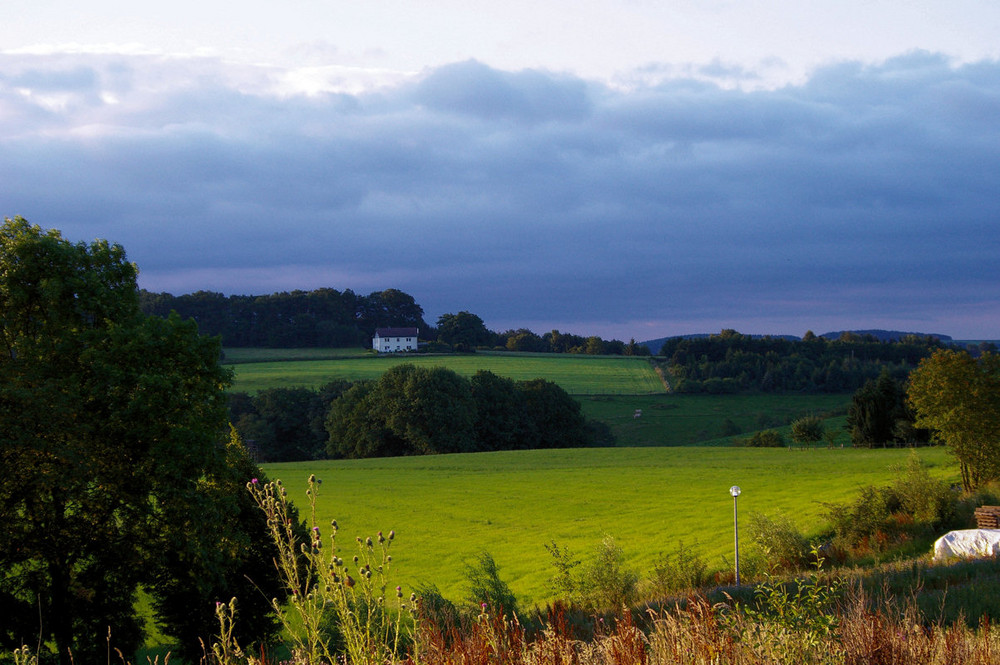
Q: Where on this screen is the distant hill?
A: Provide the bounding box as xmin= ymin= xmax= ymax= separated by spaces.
xmin=819 ymin=329 xmax=953 ymax=342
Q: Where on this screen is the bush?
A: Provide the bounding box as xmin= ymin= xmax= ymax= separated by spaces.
xmin=791 ymin=416 xmax=825 ymax=446
xmin=649 ymin=540 xmax=709 ymax=596
xmin=746 ymin=512 xmax=810 ymax=572
xmin=464 ymin=552 xmax=519 ymax=618
xmin=826 ymin=485 xmax=900 ymax=554
xmin=890 ymin=453 xmax=958 ymax=528
xmin=581 ymin=536 xmax=639 ymax=611
xmin=741 ymin=429 xmax=785 ymax=447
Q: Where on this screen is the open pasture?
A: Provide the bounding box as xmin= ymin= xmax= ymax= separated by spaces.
xmin=263 ymin=445 xmax=956 ymax=608
xmin=225 ymin=351 xmax=666 ymax=395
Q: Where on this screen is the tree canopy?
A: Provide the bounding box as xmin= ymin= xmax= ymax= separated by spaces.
xmin=908 ymin=349 xmax=1000 ymax=490
xmin=326 ymin=365 xmax=604 ymax=458
xmin=0 ymin=217 xmax=287 ymax=662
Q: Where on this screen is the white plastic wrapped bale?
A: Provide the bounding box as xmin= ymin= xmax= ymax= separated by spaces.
xmin=933 ymin=529 xmax=1000 ymax=561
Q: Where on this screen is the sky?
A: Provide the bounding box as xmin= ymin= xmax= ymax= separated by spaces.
xmin=3 ymin=1 xmax=1000 ymax=341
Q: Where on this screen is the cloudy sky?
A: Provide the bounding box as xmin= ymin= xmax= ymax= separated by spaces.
xmin=3 ymin=1 xmax=1000 ymax=341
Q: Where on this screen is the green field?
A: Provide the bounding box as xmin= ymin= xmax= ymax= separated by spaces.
xmin=225 ymin=348 xmax=854 ymax=447
xmin=262 ymin=445 xmax=957 ymax=608
xmin=579 ymin=393 xmax=851 ymax=446
xmin=224 ymin=350 xmax=666 ymax=395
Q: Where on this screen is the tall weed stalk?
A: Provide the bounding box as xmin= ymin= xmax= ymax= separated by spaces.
xmin=247 ymin=475 xmax=409 ymax=664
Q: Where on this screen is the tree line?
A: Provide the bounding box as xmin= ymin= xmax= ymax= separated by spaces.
xmin=140 ymin=291 xmax=650 ymax=355
xmin=230 ymin=366 xmax=614 ymax=462
xmin=140 ymin=287 xmax=429 ymax=347
xmin=659 ymin=328 xmax=964 ymax=393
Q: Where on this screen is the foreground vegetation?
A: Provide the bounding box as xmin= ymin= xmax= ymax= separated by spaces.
xmin=144 ymin=464 xmax=1000 ymax=664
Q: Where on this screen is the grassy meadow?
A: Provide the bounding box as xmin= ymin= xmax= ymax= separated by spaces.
xmin=262 ymin=445 xmax=958 ymax=609
xmin=223 ymin=349 xmax=666 ymax=395
xmin=579 ymin=393 xmax=851 ymax=446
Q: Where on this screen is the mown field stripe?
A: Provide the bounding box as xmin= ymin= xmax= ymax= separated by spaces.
xmin=225 ymin=353 xmax=665 ymax=395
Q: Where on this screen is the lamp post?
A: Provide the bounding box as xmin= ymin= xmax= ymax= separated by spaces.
xmin=730 ymin=485 xmax=741 ymax=586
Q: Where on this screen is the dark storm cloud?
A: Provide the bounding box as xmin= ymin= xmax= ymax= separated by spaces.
xmin=1 ymin=51 xmax=998 ymax=338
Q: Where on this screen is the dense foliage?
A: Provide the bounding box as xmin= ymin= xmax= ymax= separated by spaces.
xmin=141 ymin=287 xmax=429 ymax=347
xmin=908 ymin=349 xmax=1000 ymax=489
xmin=140 ymin=290 xmax=650 ymax=355
xmin=845 ymin=370 xmax=929 ymax=448
xmin=326 ymin=365 xmax=610 ymax=458
xmin=660 ymin=329 xmax=948 ymax=393
xmin=0 ymin=218 xmax=288 ymax=662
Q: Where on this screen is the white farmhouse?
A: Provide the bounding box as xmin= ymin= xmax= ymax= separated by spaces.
xmin=372 ymin=327 xmax=419 ymax=353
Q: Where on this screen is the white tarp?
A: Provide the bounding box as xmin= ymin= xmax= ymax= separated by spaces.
xmin=933 ymin=529 xmax=1000 ymax=561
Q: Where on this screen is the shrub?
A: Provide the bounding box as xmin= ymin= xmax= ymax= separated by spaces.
xmin=746 ymin=512 xmax=810 ymax=572
xmin=790 ymin=415 xmax=825 ymax=446
xmin=464 ymin=551 xmax=519 ymax=618
xmin=741 ymin=429 xmax=785 ymax=447
xmin=544 ymin=541 xmax=581 ymax=603
xmin=581 ymin=535 xmax=639 ymax=611
xmin=649 ymin=540 xmax=709 ymax=597
xmin=890 ymin=453 xmax=958 ymax=528
xmin=826 ymin=485 xmax=900 ymax=554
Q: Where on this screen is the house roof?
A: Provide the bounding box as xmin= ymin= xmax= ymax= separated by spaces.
xmin=374 ymin=327 xmax=419 ymax=337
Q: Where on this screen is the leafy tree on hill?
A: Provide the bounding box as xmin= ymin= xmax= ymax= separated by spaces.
xmin=325 ymin=365 xmax=606 ymax=458
xmin=518 ymin=378 xmax=590 ymax=449
xmin=791 ymin=415 xmax=825 ymax=446
xmin=847 ymin=370 xmax=914 ymax=447
xmin=908 ymin=349 xmax=1000 ymax=490
xmin=375 ymin=364 xmax=478 ymax=454
xmin=0 ymin=217 xmax=286 ymax=662
xmin=470 ymin=370 xmax=534 ymax=452
xmin=437 ymin=311 xmax=493 ymax=351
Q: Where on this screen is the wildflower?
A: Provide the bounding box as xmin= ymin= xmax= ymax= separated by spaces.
xmin=388 ymin=530 xmax=395 ymax=540
xmin=251 ymin=478 xmax=258 ymax=484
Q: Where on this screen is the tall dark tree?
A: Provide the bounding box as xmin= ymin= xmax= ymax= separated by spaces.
xmin=0 ymin=217 xmax=283 ymax=662
xmin=518 ymin=378 xmax=589 ymax=449
xmin=437 ymin=311 xmax=492 ymax=351
xmin=847 ymin=370 xmax=906 ymax=447
xmin=470 ymin=370 xmax=534 ymax=451
xmin=326 ymin=381 xmax=407 ymax=458
xmin=148 ymin=427 xmax=295 ymax=660
xmin=373 ymin=364 xmax=478 ymax=454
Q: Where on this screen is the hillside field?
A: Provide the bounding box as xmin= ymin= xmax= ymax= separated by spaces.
xmin=224 ymin=349 xmax=854 ymax=447
xmin=262 ymin=445 xmax=958 ymax=608
xmin=224 ymin=350 xmax=666 ymax=395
